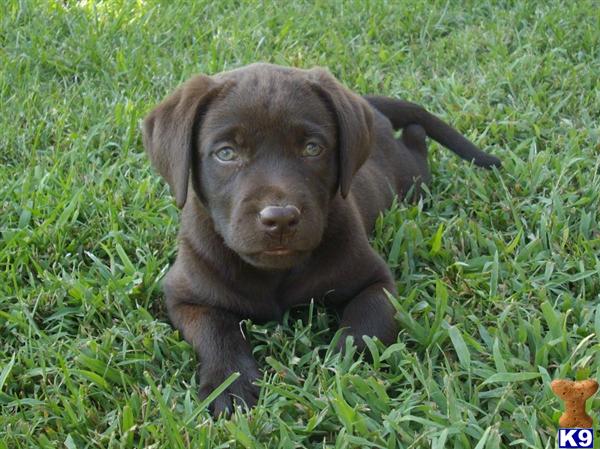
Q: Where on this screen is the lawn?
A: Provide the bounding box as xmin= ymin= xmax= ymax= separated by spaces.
xmin=1 ymin=0 xmax=599 ymax=447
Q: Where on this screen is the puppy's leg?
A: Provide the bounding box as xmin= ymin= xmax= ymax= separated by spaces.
xmin=399 ymin=124 xmax=431 ymax=201
xmin=402 ymin=124 xmax=427 ymax=156
xmin=167 ymin=300 xmax=260 ymax=416
xmin=337 ymin=257 xmax=398 ymax=350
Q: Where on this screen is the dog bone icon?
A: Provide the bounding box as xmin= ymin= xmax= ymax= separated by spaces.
xmin=551 ymin=378 xmax=598 ymax=428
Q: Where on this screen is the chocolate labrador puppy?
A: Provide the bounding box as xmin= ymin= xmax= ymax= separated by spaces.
xmin=142 ymin=63 xmax=500 ymax=415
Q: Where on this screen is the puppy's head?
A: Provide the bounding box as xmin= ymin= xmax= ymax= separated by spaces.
xmin=143 ymin=63 xmax=373 ymax=270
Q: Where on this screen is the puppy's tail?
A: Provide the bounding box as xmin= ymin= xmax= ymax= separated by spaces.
xmin=364 ymin=95 xmax=501 ymax=168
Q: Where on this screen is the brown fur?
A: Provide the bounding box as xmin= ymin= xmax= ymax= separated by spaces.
xmin=142 ymin=63 xmax=500 ymax=416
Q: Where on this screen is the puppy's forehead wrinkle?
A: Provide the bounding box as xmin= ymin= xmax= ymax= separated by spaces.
xmin=202 ymin=123 xmax=251 ymax=145
xmin=203 ymin=106 xmax=334 ymax=151
xmin=200 ymin=80 xmax=335 ymax=152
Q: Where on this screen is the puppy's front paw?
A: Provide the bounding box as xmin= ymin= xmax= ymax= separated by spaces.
xmin=198 ymin=361 xmax=261 ymax=417
xmin=334 ymin=330 xmax=364 ymax=354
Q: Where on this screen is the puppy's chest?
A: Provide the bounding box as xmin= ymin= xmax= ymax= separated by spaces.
xmin=241 ymin=272 xmax=338 ymax=322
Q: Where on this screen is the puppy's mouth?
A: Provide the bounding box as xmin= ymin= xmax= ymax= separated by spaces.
xmin=239 ymin=246 xmax=310 ymax=270
xmin=261 ymin=246 xmax=295 ymax=256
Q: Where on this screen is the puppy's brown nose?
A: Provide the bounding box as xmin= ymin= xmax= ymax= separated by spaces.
xmin=259 ymin=205 xmax=300 ymax=234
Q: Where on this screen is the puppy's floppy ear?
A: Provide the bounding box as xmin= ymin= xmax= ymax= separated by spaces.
xmin=307 ymin=68 xmax=374 ymax=198
xmin=142 ymin=75 xmax=223 ymax=208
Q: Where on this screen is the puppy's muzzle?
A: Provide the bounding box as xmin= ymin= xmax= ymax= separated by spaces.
xmin=258 ymin=205 xmax=300 ymax=236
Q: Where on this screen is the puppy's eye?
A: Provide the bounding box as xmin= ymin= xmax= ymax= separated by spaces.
xmin=214 ymin=147 xmax=238 ymax=162
xmin=302 ymin=142 xmax=323 ymax=157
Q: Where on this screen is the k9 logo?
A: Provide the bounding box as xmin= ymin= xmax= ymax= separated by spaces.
xmin=557 ymin=428 xmax=594 ymax=448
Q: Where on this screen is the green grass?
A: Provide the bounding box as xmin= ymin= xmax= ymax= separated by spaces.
xmin=1 ymin=0 xmax=599 ymax=447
